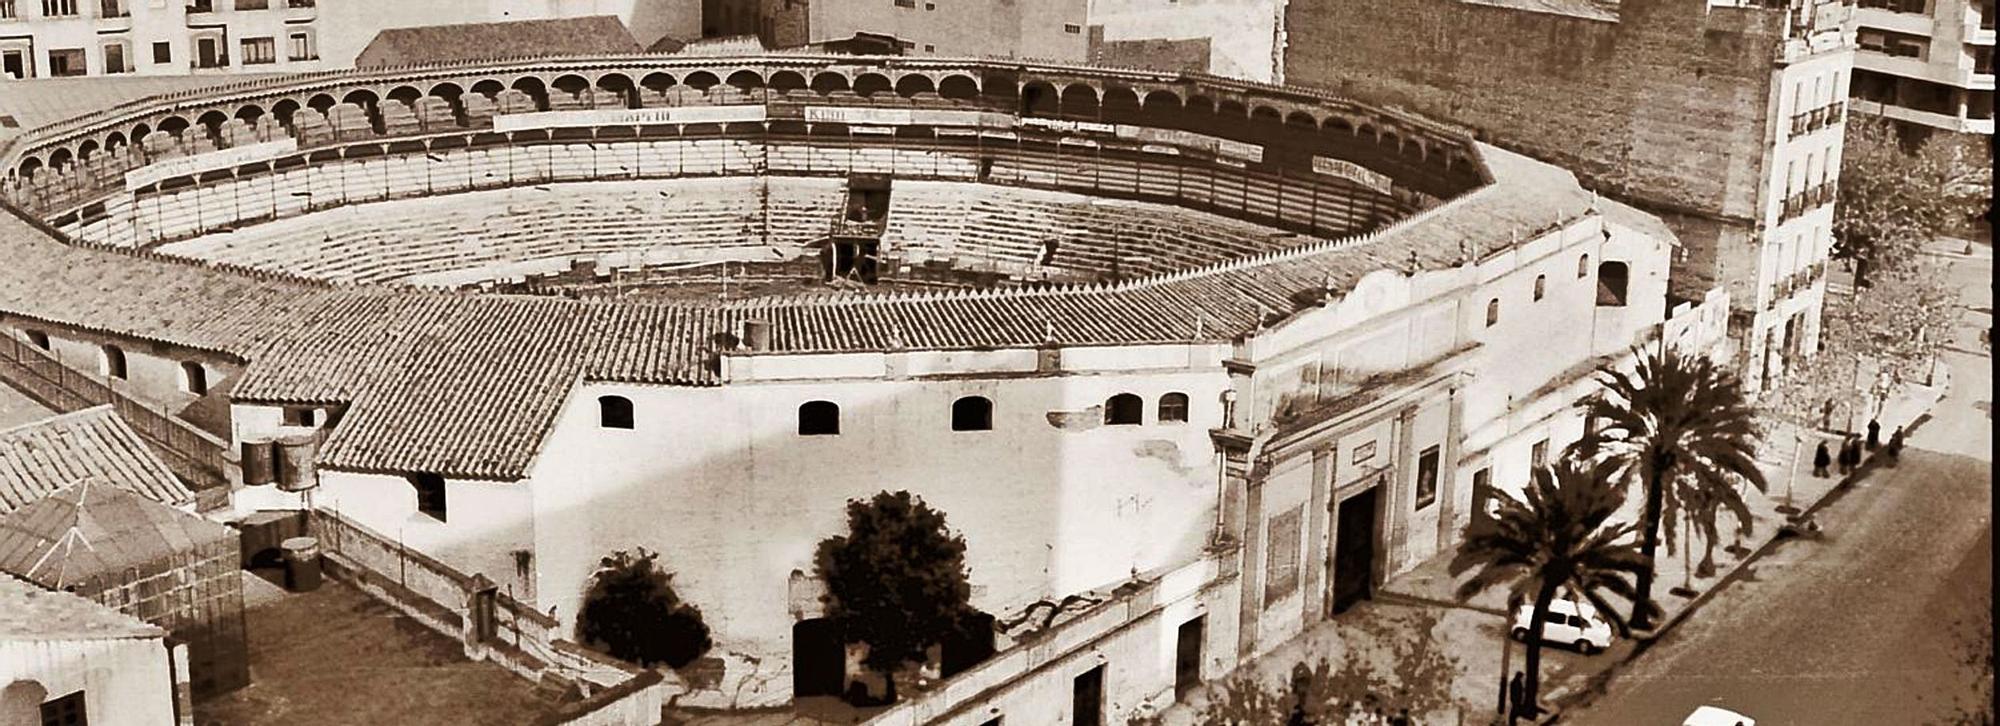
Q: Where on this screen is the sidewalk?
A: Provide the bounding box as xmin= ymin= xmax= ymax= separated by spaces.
xmin=1161 ymin=373 xmax=1948 ymax=725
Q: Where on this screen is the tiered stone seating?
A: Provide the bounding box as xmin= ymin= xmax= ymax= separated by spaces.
xmin=140 ymin=131 xmax=182 ymax=160
xmin=461 ymin=94 xmax=499 ymax=126
xmin=416 ymin=97 xmax=459 ymax=133
xmin=380 ymin=100 xmax=423 ymax=137
xmin=152 ymin=177 xmax=848 ymax=285
xmin=547 ymin=90 xmax=591 ymax=111
xmin=289 ymin=108 xmax=335 ymax=147
xmin=327 ymin=103 xmax=376 ymax=142
xmin=495 ymin=89 xmax=538 ymax=115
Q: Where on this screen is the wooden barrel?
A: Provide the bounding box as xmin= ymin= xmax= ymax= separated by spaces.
xmin=274 ymin=431 xmax=320 ymax=492
xmin=240 ymin=437 xmax=276 ymax=487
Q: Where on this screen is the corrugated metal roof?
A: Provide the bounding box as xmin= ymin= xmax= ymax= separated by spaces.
xmin=0 ymin=406 xmax=196 ymax=514
xmin=0 ymin=573 xmax=164 ymax=641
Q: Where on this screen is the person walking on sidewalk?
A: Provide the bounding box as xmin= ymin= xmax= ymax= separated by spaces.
xmin=1814 ymin=440 xmax=1832 ymax=478
xmin=1885 ymin=426 xmax=1906 ymax=465
xmin=1838 ymin=435 xmax=1860 ymax=475
xmin=1867 ymin=418 xmax=1882 ymax=451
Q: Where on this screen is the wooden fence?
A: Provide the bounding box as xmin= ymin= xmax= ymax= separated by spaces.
xmin=0 ymin=335 xmax=236 ymax=502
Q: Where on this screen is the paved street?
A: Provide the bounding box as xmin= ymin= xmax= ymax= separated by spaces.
xmin=1569 ymin=242 xmax=1993 ymax=726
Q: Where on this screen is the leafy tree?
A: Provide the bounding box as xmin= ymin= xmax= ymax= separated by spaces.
xmin=1571 ymin=344 xmax=1766 ymax=629
xmin=814 ymin=490 xmax=975 ymax=703
xmin=576 ymin=548 xmax=713 ymax=668
xmin=1450 ymin=458 xmax=1650 ymax=721
xmin=1835 ymin=116 xmax=1989 ymax=286
xmin=1189 ymin=609 xmax=1458 ymax=725
xmin=1764 ymin=257 xmax=1959 ymax=432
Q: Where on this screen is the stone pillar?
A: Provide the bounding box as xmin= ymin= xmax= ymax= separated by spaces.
xmin=1435 ymin=385 xmax=1466 ymax=555
xmin=1302 ymin=448 xmax=1333 ymax=626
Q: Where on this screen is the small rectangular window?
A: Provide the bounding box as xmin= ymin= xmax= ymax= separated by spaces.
xmin=1064 ymin=23 xmax=1082 ymax=33
xmin=235 ymin=0 xmax=267 ymax=8
xmin=152 ymin=41 xmax=171 ymax=65
xmin=41 ymin=0 xmax=78 ymax=16
xmin=281 ymin=407 xmax=316 ymax=427
xmin=46 ymin=48 xmax=86 ymax=77
xmin=1263 ymin=505 xmax=1303 ymax=604
xmin=288 ymin=31 xmax=315 ymax=61
xmin=410 ymin=473 xmax=447 ymax=522
xmin=1414 ymin=445 xmax=1440 ymax=510
xmin=240 ymin=36 xmax=275 ymax=65
xmin=40 ymin=691 xmax=86 ymax=726
xmin=1531 ymin=439 xmax=1550 ymax=470
xmin=102 ymin=42 xmax=129 ymax=74
xmin=24 ymin=330 xmax=50 ymax=350
xmin=894 ymin=0 xmax=914 ymax=6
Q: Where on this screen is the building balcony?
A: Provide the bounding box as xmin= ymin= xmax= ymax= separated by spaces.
xmin=284 ymin=0 xmax=315 ymax=19
xmin=1850 ymin=97 xmax=1995 ymax=132
xmin=1854 ymin=6 xmax=1937 ymax=36
xmin=1787 ymin=101 xmax=1848 ymax=139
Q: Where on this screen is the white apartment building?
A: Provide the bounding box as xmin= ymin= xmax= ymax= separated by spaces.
xmin=1851 ymin=0 xmax=1996 ymax=135
xmin=0 ymin=0 xmax=696 ymax=81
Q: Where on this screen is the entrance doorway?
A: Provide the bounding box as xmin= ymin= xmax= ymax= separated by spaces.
xmin=1330 ymin=484 xmax=1380 ymax=615
xmin=1174 ymin=616 xmax=1204 ymax=700
xmin=792 ymin=617 xmax=844 ymax=698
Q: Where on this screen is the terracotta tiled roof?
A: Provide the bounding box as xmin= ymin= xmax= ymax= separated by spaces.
xmin=355 ymin=16 xmax=644 ymax=68
xmin=0 ymin=406 xmax=196 ymax=515
xmin=0 ymin=481 xmax=232 ymax=589
xmin=0 ymin=572 xmax=163 ymax=641
xmin=0 ymin=144 xmax=1605 ymax=480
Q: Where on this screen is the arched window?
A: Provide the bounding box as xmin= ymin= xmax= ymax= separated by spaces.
xmin=23 ymin=330 xmax=48 ymax=350
xmin=1597 ymin=261 xmax=1630 ymax=307
xmin=1484 ymin=299 xmax=1501 ymax=328
xmin=1533 ymin=274 xmax=1547 ymax=301
xmin=598 ymin=395 xmax=634 ymax=429
xmin=951 ymin=396 xmax=993 ymax=431
xmin=101 ymin=344 xmax=127 ymax=380
xmin=1577 ymin=253 xmax=1590 ymax=279
xmin=180 ymin=362 xmax=208 ymax=395
xmin=1158 ymin=392 xmax=1190 ymax=423
xmin=799 ymin=400 xmax=840 ymax=436
xmin=1104 ymin=393 xmax=1144 ymax=425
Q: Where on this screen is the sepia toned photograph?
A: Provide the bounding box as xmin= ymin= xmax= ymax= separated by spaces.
xmin=0 ymin=0 xmax=1990 ymax=724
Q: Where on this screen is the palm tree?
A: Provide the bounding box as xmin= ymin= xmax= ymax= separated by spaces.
xmin=1571 ymin=344 xmax=1767 ymax=629
xmin=1450 ymin=457 xmax=1650 ymax=722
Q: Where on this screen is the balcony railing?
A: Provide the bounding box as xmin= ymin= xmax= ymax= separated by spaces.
xmin=1787 ymin=101 xmax=1847 ymax=138
xmin=1780 ymin=182 xmax=1837 ymax=222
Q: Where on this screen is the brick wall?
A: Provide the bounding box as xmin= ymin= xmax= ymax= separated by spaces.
xmin=1283 ymin=0 xmax=1784 ymax=222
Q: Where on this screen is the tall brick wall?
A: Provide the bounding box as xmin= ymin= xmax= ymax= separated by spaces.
xmin=1282 ymin=0 xmax=1784 ymax=223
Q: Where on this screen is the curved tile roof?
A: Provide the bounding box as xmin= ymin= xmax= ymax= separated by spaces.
xmin=0 ymin=406 xmax=196 ymax=514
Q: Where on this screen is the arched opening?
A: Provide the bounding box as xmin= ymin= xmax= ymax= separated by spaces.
xmin=809 ymin=72 xmax=849 ymax=95
xmin=16 ymin=157 xmax=40 ymax=182
xmin=46 ymin=148 xmax=72 ymax=171
xmin=104 ymin=131 xmax=128 ymax=154
xmin=1533 ymin=274 xmax=1547 ymax=301
xmin=1577 ymin=253 xmax=1590 ymax=279
xmin=1100 ymin=87 xmax=1142 ymax=123
xmin=510 ymin=76 xmax=549 ymax=110
xmin=725 ymin=69 xmax=764 ymax=92
xmin=798 ymin=401 xmax=840 ymax=436
xmin=158 ymin=115 xmax=191 ymax=137
xmin=306 ymin=93 xmax=337 ymax=112
xmin=684 ymin=70 xmax=720 ymax=91
xmin=430 ymin=82 xmax=465 ymax=102
xmin=597 ymin=73 xmax=638 ymax=108
xmin=181 ymin=361 xmax=209 ymax=395
xmin=270 ymin=99 xmax=300 ymax=128
xmin=102 ymin=344 xmax=128 ymax=380
xmin=938 ymin=74 xmax=979 ymax=100
xmin=1104 ymin=393 xmax=1144 ymax=425
xmin=1158 ymin=393 xmax=1190 ymax=423
xmin=1141 ymin=89 xmax=1182 ymax=112
xmin=552 ymin=73 xmax=592 ymax=106
xmin=470 ymin=79 xmax=506 ymax=98
xmin=75 ymin=139 xmax=98 ymax=162
xmin=894 ymin=73 xmax=935 ymax=98
xmin=1020 ymin=80 xmax=1059 ymax=116
xmin=769 ymin=70 xmax=807 ymax=93
xmin=341 ymin=88 xmax=379 ymax=107
xmin=387 ymin=85 xmax=423 ymax=104
xmin=951 ymin=396 xmax=993 ymax=431
xmin=1485 ymin=299 xmax=1501 ymax=328
xmin=599 ymin=395 xmax=635 ymax=429
xmin=640 ymin=72 xmax=675 ymax=95
xmin=852 ymin=73 xmax=892 ymax=97
xmin=1596 ymin=261 xmax=1629 ymax=307
xmin=235 ymin=104 xmax=266 ymax=123
xmin=1058 ymin=84 xmax=1100 ymax=119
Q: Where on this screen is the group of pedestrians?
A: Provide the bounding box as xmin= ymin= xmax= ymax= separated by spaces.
xmin=1811 ymin=416 xmax=1905 ymax=478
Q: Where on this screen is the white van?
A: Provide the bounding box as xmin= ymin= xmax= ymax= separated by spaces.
xmin=1683 ymin=705 xmax=1755 ymax=726
xmin=1509 ymin=597 xmax=1613 ymax=655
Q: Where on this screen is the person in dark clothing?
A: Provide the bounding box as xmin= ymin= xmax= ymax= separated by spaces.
xmin=1838 ymin=435 xmax=1860 ymax=475
xmin=1867 ymin=419 xmax=1881 ymax=451
xmin=1821 ymin=399 xmax=1837 ymax=432
xmin=1813 ymin=440 xmax=1832 ymax=478
xmin=1508 ymin=671 xmax=1530 ymax=722
xmin=1886 ymin=426 xmax=1906 ymax=463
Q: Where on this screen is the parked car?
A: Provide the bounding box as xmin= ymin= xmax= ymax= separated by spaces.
xmin=1682 ymin=705 xmax=1755 ymax=726
xmin=1509 ymin=597 xmax=1613 ymax=654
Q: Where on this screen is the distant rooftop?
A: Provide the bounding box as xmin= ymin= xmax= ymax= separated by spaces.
xmin=355 ymin=16 xmax=644 ymax=68
xmin=0 ymin=573 xmax=163 ymax=641
xmin=1459 ymin=0 xmax=1620 ymax=21
xmin=0 ymin=405 xmax=196 ymax=515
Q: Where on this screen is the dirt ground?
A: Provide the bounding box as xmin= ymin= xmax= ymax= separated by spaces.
xmin=195 ymin=575 xmax=561 ymax=726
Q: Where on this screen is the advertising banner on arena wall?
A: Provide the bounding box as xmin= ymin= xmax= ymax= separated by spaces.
xmin=125 ymin=138 xmax=299 ymax=191
xmin=492 ymin=106 xmax=769 ymax=131
xmin=1310 ymin=156 xmax=1394 ymax=195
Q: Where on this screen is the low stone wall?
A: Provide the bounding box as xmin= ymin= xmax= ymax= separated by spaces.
xmin=867 ymin=553 xmax=1243 ymax=726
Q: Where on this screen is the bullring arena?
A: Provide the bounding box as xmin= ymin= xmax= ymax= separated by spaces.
xmin=0 ymin=54 xmax=1678 ymax=721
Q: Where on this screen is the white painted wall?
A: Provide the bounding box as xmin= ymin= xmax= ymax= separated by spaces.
xmin=1 ymin=637 xmax=176 ymax=726
xmin=525 ymin=356 xmax=1228 ymax=675
xmin=316 ymin=469 xmax=539 ymax=600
